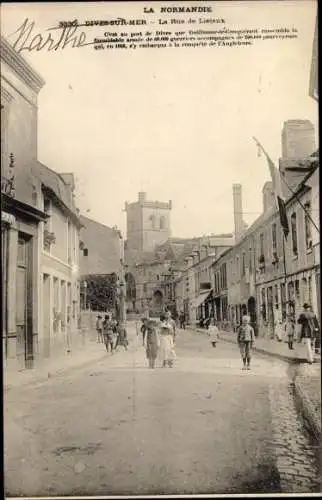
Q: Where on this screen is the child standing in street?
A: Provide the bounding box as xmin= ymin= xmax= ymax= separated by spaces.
xmin=237 ymin=315 xmax=255 ymax=370
xmin=285 ymin=315 xmax=295 ymax=350
xmin=208 ymin=318 xmax=219 ymax=348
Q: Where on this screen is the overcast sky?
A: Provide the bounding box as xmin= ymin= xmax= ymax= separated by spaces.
xmin=1 ymin=1 xmax=318 ymax=238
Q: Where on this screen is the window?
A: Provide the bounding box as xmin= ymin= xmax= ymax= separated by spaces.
xmin=272 ymin=223 xmax=277 ymax=252
xmin=241 ymin=253 xmax=246 ymax=277
xmin=290 ymin=212 xmax=298 ymax=256
xmin=83 ymin=248 xmax=88 ymax=257
xmin=236 ymin=256 xmax=240 ymax=278
xmin=304 ymin=202 xmax=312 ymax=250
xmin=43 ymin=197 xmax=52 ymax=251
xmin=261 ymin=288 xmax=266 ymax=321
xmin=274 ymin=284 xmax=279 ymax=308
xmin=308 ymin=276 xmax=312 ymax=305
xmin=249 ymin=247 xmax=252 ymax=272
xmin=160 ymin=216 xmax=166 ymax=230
xmin=280 ymin=283 xmax=286 ymax=320
xmin=67 ymin=220 xmax=72 ymax=262
xmin=259 ymin=233 xmax=264 ymax=257
xmin=150 ymin=214 xmax=156 ymax=229
xmin=143 ymin=283 xmax=147 ymax=293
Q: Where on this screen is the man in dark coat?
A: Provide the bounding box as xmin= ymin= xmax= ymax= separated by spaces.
xmin=297 ymin=303 xmax=319 ymax=363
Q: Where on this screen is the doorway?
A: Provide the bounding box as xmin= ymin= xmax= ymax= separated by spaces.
xmin=16 ymin=233 xmax=33 ymax=369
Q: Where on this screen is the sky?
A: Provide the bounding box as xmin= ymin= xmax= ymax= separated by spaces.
xmin=1 ymin=1 xmax=318 ymax=239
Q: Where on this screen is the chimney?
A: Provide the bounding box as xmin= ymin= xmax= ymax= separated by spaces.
xmin=138 ymin=191 xmax=146 ymax=203
xmin=262 ymin=181 xmax=275 ymax=212
xmin=232 ymin=184 xmax=244 ymax=241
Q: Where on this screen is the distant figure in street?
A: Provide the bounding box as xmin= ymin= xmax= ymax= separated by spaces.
xmin=158 ymin=313 xmax=176 ymax=368
xmin=115 ymin=321 xmax=128 ymax=351
xmin=96 ymin=315 xmax=103 ymax=343
xmin=103 ymin=315 xmax=116 ymax=354
xmin=208 ymin=318 xmax=219 ymax=348
xmin=237 ymin=315 xmax=255 ymax=370
xmin=145 ymin=320 xmax=159 ymax=369
xmin=275 ymin=319 xmax=283 ymax=342
xmin=165 ymin=310 xmax=176 ymax=342
xmin=297 ymin=303 xmax=319 ymax=363
xmin=141 ymin=318 xmax=148 ymax=346
xmin=179 ymin=311 xmax=186 ymax=329
xmin=285 ymin=315 xmax=295 ymax=350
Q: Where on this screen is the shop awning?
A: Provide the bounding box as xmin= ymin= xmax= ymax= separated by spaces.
xmin=192 ymin=289 xmax=213 ymax=309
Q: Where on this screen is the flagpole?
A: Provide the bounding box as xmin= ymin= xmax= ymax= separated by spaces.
xmin=253 ymin=137 xmax=319 ymax=234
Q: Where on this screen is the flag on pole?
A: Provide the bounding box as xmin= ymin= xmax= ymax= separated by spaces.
xmin=253 ymin=137 xmax=290 ymax=239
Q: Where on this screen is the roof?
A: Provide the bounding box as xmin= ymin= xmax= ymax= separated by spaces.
xmin=80 ymin=215 xmax=120 ymax=234
xmin=31 ymin=161 xmax=81 ymax=224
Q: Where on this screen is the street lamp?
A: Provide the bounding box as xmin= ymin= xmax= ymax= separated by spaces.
xmin=83 ymin=280 xmax=87 ymax=310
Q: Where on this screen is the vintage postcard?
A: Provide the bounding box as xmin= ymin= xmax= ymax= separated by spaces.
xmin=1 ymin=1 xmax=320 ymax=498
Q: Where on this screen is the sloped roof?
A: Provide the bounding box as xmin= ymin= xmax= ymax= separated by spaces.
xmin=32 ymin=161 xmax=78 ymax=216
xmin=80 ymin=215 xmax=119 ymax=234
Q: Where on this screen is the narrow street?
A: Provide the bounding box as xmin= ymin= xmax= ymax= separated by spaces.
xmin=4 ymin=323 xmax=320 ymax=497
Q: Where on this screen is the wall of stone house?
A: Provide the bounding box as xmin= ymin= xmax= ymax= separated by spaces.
xmin=1 ymin=60 xmax=39 ymax=207
xmin=80 ymin=216 xmax=121 ymax=277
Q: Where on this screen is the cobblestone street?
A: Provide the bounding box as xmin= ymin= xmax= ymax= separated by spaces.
xmin=4 ymin=324 xmax=321 ymax=496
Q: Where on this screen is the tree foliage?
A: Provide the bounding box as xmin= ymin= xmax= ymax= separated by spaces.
xmin=83 ymin=273 xmax=118 ymax=311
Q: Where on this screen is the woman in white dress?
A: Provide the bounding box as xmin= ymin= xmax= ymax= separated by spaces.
xmin=158 ymin=314 xmax=176 ymax=368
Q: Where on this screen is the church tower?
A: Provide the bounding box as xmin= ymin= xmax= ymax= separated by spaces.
xmin=125 ymin=192 xmax=172 ymax=254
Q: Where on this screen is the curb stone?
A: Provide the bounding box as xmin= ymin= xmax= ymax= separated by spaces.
xmin=292 ymin=379 xmax=321 ymax=442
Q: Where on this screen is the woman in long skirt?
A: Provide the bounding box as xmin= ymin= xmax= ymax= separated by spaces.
xmin=158 ymin=314 xmax=176 ymax=368
xmin=145 ymin=320 xmax=159 ymax=368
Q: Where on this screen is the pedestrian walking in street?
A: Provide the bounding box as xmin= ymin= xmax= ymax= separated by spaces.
xmin=103 ymin=315 xmax=116 ymax=354
xmin=208 ymin=318 xmax=219 ymax=348
xmin=141 ymin=318 xmax=148 ymax=347
xmin=179 ymin=311 xmax=186 ymax=329
xmin=96 ymin=315 xmax=103 ymax=343
xmin=237 ymin=315 xmax=255 ymax=370
xmin=145 ymin=320 xmax=159 ymax=369
xmin=297 ymin=303 xmax=317 ymax=364
xmin=275 ymin=319 xmax=284 ymax=342
xmin=115 ymin=321 xmax=128 ymax=351
xmin=285 ymin=315 xmax=295 ymax=350
xmin=158 ymin=314 xmax=176 ymax=368
xmin=165 ymin=310 xmax=176 ymax=343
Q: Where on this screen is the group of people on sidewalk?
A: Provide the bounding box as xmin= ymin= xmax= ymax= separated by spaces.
xmin=274 ymin=303 xmax=320 ymax=363
xmin=139 ymin=311 xmax=177 ymax=369
xmin=95 ymin=315 xmax=128 ymax=354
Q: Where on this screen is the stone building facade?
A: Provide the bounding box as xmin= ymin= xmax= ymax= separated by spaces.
xmin=209 ymin=156 xmax=319 ymax=337
xmin=35 ymin=163 xmax=82 ymax=359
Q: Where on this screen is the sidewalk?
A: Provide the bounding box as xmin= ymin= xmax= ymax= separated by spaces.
xmin=3 ymin=335 xmax=107 ymax=392
xmin=191 ymin=327 xmax=321 ymax=441
xmin=4 ymin=322 xmax=140 ymax=392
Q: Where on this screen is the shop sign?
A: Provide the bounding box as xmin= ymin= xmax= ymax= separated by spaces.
xmin=1 ymin=211 xmax=16 ymax=225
